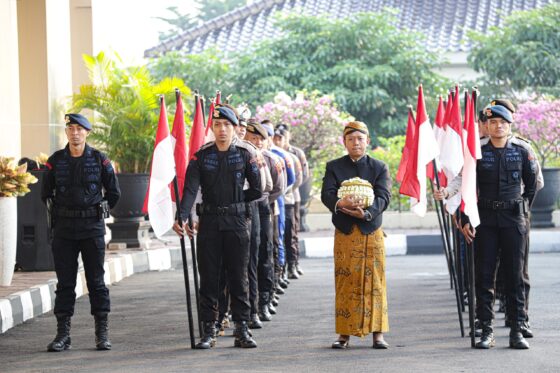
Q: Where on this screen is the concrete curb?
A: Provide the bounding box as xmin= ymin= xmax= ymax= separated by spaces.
xmin=0 ymin=247 xmax=184 ymax=334
xmin=300 ymin=230 xmax=560 ymax=258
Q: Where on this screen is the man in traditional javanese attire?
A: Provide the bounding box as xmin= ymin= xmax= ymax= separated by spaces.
xmin=321 ymin=121 xmax=392 ymax=349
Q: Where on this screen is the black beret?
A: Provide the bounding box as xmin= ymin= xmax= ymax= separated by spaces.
xmin=490 ymin=98 xmax=515 ymax=113
xmin=65 ymin=113 xmax=92 ymax=130
xmin=478 ymin=110 xmax=487 ymax=122
xmin=274 ymin=128 xmax=287 ymax=137
xmin=485 ymin=105 xmax=513 ymax=123
xmin=246 ymin=120 xmax=268 ymax=139
xmin=212 ymin=105 xmax=239 ymax=126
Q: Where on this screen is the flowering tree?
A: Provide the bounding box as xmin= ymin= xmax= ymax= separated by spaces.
xmin=515 ymin=99 xmax=560 ymax=168
xmin=255 ymin=91 xmax=353 ymax=190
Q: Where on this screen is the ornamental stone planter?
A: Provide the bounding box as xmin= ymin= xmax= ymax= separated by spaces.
xmin=0 ymin=197 xmax=17 ymax=286
xmin=108 ymin=173 xmax=151 ymax=249
xmin=531 ymin=168 xmax=560 ymax=228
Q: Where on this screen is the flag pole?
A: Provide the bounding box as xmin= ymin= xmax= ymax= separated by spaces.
xmin=409 ymin=104 xmax=463 ymax=335
xmin=466 ymin=87 xmax=479 ymax=348
xmin=168 ymin=92 xmax=196 ymax=349
xmin=186 ymin=90 xmax=203 ymax=338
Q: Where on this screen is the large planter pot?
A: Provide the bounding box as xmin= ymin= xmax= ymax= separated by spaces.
xmin=0 ymin=197 xmax=17 ymax=286
xmin=531 ymin=168 xmax=560 ymax=228
xmin=108 ymin=173 xmax=151 ymax=249
xmin=298 ymin=175 xmax=313 ymax=232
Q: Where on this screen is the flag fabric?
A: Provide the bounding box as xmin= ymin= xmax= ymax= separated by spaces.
xmin=400 ymin=85 xmax=440 ymax=217
xmin=440 ymin=86 xmax=464 ymax=213
xmin=432 ymin=96 xmax=448 ymax=187
xmin=189 ymin=96 xmax=206 ymax=161
xmin=460 ymin=92 xmax=482 ymax=227
xmin=215 ymin=90 xmax=221 ymax=104
xmin=396 ymin=109 xmax=416 ymax=183
xmin=460 ymin=93 xmax=482 ymax=224
xmin=171 ymin=93 xmax=188 ymax=202
xmin=143 ymin=97 xmax=176 ymax=238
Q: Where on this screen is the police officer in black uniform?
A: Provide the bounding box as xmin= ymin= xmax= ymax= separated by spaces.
xmin=42 ymin=113 xmax=120 ymax=352
xmin=461 ymin=105 xmax=537 ymax=350
xmin=174 ymin=105 xmax=261 ymax=349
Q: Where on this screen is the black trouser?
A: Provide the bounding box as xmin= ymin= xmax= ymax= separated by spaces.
xmin=218 ymin=263 xmax=229 ymax=319
xmin=284 ymin=204 xmax=297 ymax=265
xmin=197 ymin=216 xmax=251 ymax=322
xmin=271 ymin=206 xmax=282 ymax=281
xmin=247 ymin=202 xmax=261 ymax=314
xmin=293 ymin=201 xmax=301 ymax=265
xmin=52 ymin=236 xmax=110 ymax=317
xmin=475 ymin=225 xmax=527 ymax=324
xmin=258 ymin=201 xmax=274 ymax=298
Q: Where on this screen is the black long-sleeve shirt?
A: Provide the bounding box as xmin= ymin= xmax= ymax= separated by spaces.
xmin=179 ymin=141 xmax=262 ymax=230
xmin=321 ymin=154 xmax=392 ymax=235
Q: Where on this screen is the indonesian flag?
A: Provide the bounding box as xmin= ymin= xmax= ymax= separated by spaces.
xmin=400 ymin=85 xmax=440 ymax=217
xmin=460 ymin=93 xmax=482 ymax=227
xmin=171 ymin=92 xmax=188 ymax=202
xmin=440 ymin=86 xmax=464 ymax=214
xmin=204 ymin=99 xmax=216 ymax=143
xmin=396 ymin=109 xmax=416 ymax=183
xmin=143 ymin=96 xmax=176 ymax=238
xmin=215 ymin=90 xmax=221 ymax=104
xmin=432 ymin=96 xmax=447 ymax=186
xmin=189 ymin=96 xmax=206 ymax=161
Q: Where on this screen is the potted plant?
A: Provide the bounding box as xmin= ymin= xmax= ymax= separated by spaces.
xmin=71 ymin=52 xmax=192 ymax=247
xmin=0 ymin=157 xmax=38 ymax=285
xmin=515 ymin=99 xmax=560 ymax=228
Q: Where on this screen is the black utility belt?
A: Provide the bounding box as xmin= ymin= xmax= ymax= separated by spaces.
xmin=56 ymin=201 xmax=110 ymax=219
xmin=196 ymin=202 xmax=248 ymax=216
xmin=478 ymin=199 xmax=523 ymax=210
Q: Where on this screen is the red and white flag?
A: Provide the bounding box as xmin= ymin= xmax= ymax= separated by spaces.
xmin=204 ymin=98 xmax=216 ymax=143
xmin=189 ymin=96 xmax=206 ymax=161
xmin=432 ymin=95 xmax=447 ymax=186
xmin=400 ymin=85 xmax=440 ymax=217
xmin=460 ymin=92 xmax=482 ymax=227
xmin=396 ymin=109 xmax=416 ymax=183
xmin=440 ymin=86 xmax=464 ymax=213
xmin=171 ymin=93 xmax=187 ymax=202
xmin=143 ymin=97 xmax=176 ymax=238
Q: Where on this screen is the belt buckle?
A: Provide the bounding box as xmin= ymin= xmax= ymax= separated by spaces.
xmin=493 ymin=201 xmax=504 ymax=209
xmin=217 ymin=206 xmax=227 ymax=216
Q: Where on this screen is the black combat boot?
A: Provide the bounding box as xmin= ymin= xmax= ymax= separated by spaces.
xmin=509 ymin=322 xmax=530 ymax=349
xmin=94 ymin=313 xmax=112 ymax=350
xmin=520 ymin=321 xmax=533 ymax=338
xmin=296 ymin=263 xmax=304 ymax=276
xmin=196 ymin=321 xmax=217 ymax=349
xmin=233 ymin=321 xmax=257 ymax=348
xmin=249 ymin=313 xmax=263 ymax=329
xmin=475 ymin=320 xmax=495 ymax=349
xmin=469 ymin=319 xmax=482 ymax=338
xmin=47 ymin=316 xmax=72 ymax=352
xmin=288 ymin=263 xmax=300 ymax=279
xmin=268 ymin=301 xmax=277 ymax=315
xmin=258 ymin=292 xmax=273 ymax=321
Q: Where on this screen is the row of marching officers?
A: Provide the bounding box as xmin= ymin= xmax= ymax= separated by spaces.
xmin=173 ymin=104 xmax=310 ymax=349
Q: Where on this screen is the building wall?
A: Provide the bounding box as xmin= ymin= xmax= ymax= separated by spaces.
xmin=0 ymin=0 xmax=22 ymax=159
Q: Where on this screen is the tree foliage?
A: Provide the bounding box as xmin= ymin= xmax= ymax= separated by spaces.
xmin=227 ymin=12 xmax=447 ymax=141
xmin=254 ymin=91 xmax=351 ymax=191
xmin=147 ymin=48 xmax=229 ymax=100
xmin=467 ymin=3 xmax=560 ymax=98
xmin=156 ymin=0 xmax=247 ymax=42
xmin=71 ymin=52 xmax=192 ymax=173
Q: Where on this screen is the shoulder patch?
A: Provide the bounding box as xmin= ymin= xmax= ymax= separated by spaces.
xmin=235 ymin=140 xmax=258 ymax=155
xmin=199 ymin=141 xmax=215 ymax=151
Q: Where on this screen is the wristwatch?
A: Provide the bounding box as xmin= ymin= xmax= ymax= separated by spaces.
xmin=364 ymin=210 xmax=373 ymax=222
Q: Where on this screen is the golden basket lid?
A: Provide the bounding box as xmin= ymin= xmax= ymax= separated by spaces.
xmin=337 ymin=177 xmax=375 ymax=207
